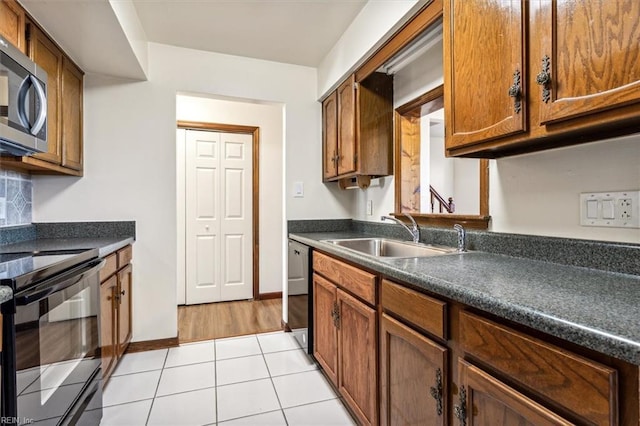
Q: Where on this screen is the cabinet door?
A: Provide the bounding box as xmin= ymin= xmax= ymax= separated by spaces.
xmin=444 ymin=0 xmax=527 ymax=149
xmin=100 ymin=275 xmax=118 ymax=381
xmin=61 ymin=57 xmax=83 ymax=171
xmin=380 ymin=314 xmax=447 ymax=426
xmin=456 ymin=359 xmax=573 ymax=426
xmin=322 ymin=91 xmax=338 ymax=180
xmin=0 ymin=0 xmax=25 ymax=53
xmin=337 ymin=74 xmax=357 ymax=175
xmin=117 ymin=264 xmax=133 ymax=358
xmin=28 ymin=24 xmax=62 ymax=165
xmin=534 ymin=0 xmax=640 ymax=125
xmin=313 ymin=273 xmax=338 ymax=386
xmin=337 ymin=288 xmax=377 ymax=426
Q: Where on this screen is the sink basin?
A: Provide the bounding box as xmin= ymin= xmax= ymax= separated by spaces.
xmin=322 ymin=238 xmax=458 ymax=258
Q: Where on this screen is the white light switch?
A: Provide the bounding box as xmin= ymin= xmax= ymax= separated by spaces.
xmin=602 ymin=199 xmax=615 ymax=219
xmin=293 ymin=181 xmax=304 ymax=198
xmin=586 ymin=199 xmax=598 ymax=219
xmin=580 ymin=190 xmax=640 ymax=228
xmin=0 ymin=197 xmax=5 ymax=220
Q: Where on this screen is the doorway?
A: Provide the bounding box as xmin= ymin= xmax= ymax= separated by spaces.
xmin=177 ymin=122 xmax=260 ymax=304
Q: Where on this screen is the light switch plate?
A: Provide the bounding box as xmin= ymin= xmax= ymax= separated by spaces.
xmin=0 ymin=197 xmax=5 ymax=220
xmin=580 ymin=190 xmax=640 ymax=228
xmin=293 ymin=181 xmax=304 ymax=198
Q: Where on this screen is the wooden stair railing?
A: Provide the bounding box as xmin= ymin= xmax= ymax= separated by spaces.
xmin=429 ymin=185 xmax=455 ymax=213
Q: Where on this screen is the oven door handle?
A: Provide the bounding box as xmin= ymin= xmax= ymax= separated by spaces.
xmin=14 ymin=258 xmax=105 ymax=305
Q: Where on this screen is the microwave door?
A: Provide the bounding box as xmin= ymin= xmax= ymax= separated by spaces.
xmin=0 ymin=50 xmax=47 ymax=155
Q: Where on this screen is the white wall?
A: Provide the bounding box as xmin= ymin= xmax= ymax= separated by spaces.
xmin=175 ymin=94 xmax=285 ymax=298
xmin=354 ymin=38 xmax=444 ymax=221
xmin=32 ymin=42 xmax=337 ymax=342
xmin=490 ymin=134 xmax=640 ymax=243
xmin=317 ymin=0 xmax=422 ymax=98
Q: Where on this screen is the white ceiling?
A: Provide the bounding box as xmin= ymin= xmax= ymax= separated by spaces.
xmin=20 ymin=0 xmax=367 ymax=81
xmin=131 ymin=0 xmax=368 ymax=67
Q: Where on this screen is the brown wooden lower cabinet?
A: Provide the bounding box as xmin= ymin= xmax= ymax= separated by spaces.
xmin=100 ymin=274 xmax=118 ymax=379
xmin=117 ymin=263 xmax=133 ymax=354
xmin=380 ymin=313 xmax=447 ymax=426
xmin=313 ymin=273 xmax=338 ymax=385
xmin=310 ymin=251 xmax=638 ymax=426
xmin=99 ymin=245 xmax=133 ymax=385
xmin=338 ymin=288 xmax=377 ymax=426
xmin=313 ymin=252 xmax=378 ymax=426
xmin=456 ymin=359 xmax=573 ymax=426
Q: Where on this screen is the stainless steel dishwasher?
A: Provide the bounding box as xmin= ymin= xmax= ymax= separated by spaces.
xmin=287 ymin=240 xmax=312 ymax=353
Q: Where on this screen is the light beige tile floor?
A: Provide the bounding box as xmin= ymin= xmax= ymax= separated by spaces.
xmin=98 ymin=331 xmax=356 ymax=425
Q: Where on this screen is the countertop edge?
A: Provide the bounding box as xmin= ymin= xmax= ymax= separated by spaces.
xmin=98 ymin=238 xmax=135 ymax=258
xmin=290 ymin=232 xmax=640 ymax=366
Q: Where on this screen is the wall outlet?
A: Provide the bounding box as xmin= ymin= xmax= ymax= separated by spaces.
xmin=580 ymin=190 xmax=640 ymax=228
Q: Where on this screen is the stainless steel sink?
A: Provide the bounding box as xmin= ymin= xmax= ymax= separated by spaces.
xmin=322 ymin=238 xmax=458 ymax=258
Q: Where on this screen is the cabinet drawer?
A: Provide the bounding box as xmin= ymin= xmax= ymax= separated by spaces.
xmin=117 ymin=245 xmax=133 ymax=268
xmin=460 ymin=311 xmax=617 ymax=425
xmin=381 ymin=279 xmax=446 ymax=340
xmin=100 ymin=253 xmax=117 ymax=282
xmin=313 ymin=252 xmax=376 ymax=305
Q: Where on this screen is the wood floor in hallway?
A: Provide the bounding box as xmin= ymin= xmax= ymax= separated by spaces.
xmin=178 ymin=298 xmax=283 ymax=343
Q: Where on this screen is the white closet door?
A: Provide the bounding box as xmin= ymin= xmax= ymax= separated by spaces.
xmin=219 ymin=132 xmax=253 ymax=301
xmin=185 ymin=130 xmax=252 ymax=304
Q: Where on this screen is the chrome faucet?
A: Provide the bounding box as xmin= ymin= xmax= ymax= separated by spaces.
xmin=453 ymin=224 xmax=466 ymax=252
xmin=381 ymin=214 xmax=420 ymax=243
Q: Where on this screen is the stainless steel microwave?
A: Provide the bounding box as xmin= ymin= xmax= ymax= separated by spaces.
xmin=0 ymin=36 xmax=47 ymax=156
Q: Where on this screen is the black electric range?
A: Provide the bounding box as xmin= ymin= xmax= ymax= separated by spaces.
xmin=0 ymin=248 xmax=99 ymax=291
xmin=0 ymin=248 xmax=104 ymax=426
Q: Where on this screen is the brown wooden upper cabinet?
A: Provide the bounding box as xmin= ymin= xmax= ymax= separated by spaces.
xmin=0 ymin=0 xmax=26 ymax=53
xmin=0 ymin=8 xmax=84 ymax=176
xmin=27 ymin=21 xmax=84 ymax=175
xmin=444 ymin=0 xmax=640 ymax=158
xmin=322 ymin=73 xmax=393 ymax=183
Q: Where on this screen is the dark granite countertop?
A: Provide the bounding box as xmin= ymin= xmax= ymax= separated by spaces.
xmin=0 ymin=237 xmax=134 ymax=258
xmin=290 ymin=231 xmax=640 ymax=365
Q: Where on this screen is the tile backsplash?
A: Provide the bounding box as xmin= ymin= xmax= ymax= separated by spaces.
xmin=0 ymin=170 xmax=32 ymax=227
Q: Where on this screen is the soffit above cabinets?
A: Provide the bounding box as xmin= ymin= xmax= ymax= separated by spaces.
xmin=20 ymin=0 xmax=149 ymax=80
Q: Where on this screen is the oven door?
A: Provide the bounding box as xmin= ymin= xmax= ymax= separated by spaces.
xmin=12 ymin=259 xmax=103 ymax=424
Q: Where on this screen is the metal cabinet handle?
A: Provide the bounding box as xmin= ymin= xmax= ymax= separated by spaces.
xmin=536 ymin=55 xmax=551 ymax=103
xmin=508 ymin=70 xmax=522 ymax=114
xmin=331 ymin=301 xmax=340 ymax=329
xmin=453 ymin=386 xmax=467 ymax=426
xmin=429 ymin=368 xmax=443 ymax=416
